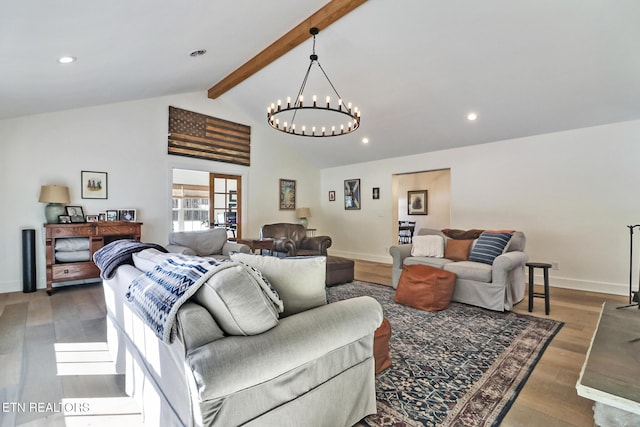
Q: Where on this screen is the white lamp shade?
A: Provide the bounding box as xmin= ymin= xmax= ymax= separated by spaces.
xmin=296 ymin=207 xmax=311 ymax=218
xmin=39 ymin=185 xmax=70 ymax=204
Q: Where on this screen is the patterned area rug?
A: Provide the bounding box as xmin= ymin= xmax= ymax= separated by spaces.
xmin=326 ymin=281 xmax=563 ymax=427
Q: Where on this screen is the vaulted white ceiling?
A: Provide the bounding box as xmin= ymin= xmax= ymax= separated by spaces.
xmin=2 ymin=1 xmax=640 ymax=167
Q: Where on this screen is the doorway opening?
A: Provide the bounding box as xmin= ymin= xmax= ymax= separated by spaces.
xmin=172 ymin=169 xmax=242 ymax=241
xmin=392 ymin=169 xmax=451 ymax=244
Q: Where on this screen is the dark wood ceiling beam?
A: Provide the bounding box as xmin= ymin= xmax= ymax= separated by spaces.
xmin=207 ymin=0 xmax=367 ymax=99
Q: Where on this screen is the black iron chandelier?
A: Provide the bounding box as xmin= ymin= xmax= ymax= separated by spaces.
xmin=267 ymin=27 xmax=360 ymax=137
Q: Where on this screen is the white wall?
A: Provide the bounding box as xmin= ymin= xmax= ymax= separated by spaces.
xmin=321 ymin=120 xmax=640 ymax=295
xmin=0 ymin=91 xmax=320 ymax=293
xmin=394 ymin=169 xmax=451 ymax=231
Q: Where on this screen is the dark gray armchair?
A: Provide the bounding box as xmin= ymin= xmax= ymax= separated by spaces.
xmin=260 ymin=223 xmax=332 ymax=257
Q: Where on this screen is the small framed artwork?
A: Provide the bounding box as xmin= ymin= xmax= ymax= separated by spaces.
xmin=279 ymin=179 xmax=296 ymax=210
xmin=118 ymin=209 xmax=136 ymax=222
xmin=344 ymin=179 xmax=361 ymax=210
xmin=408 ymin=190 xmax=428 ymax=215
xmin=372 ymin=187 xmax=380 ymax=200
xmin=86 ymin=215 xmax=98 ymax=223
xmin=58 ymin=215 xmax=71 ymax=224
xmin=66 ymin=206 xmax=85 ymax=223
xmin=81 ymin=171 xmax=108 ymax=199
xmin=328 ymin=190 xmax=336 ymax=202
xmin=106 ymin=210 xmax=118 ymax=221
xmin=98 ymin=212 xmax=107 ymax=221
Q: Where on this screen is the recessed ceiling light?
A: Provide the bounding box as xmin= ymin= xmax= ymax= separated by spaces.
xmin=467 ymin=112 xmax=478 ymax=121
xmin=58 ymin=56 xmax=77 ymax=64
xmin=362 ymin=137 xmax=369 ymax=144
xmin=189 ymin=49 xmax=207 ymax=57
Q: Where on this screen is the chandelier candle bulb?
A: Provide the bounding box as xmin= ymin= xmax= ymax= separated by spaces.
xmin=277 ymin=100 xmax=281 ymax=111
xmin=326 ymin=96 xmax=330 ymax=107
xmin=287 ymin=97 xmax=291 ymax=108
xmin=322 ymin=126 xmax=326 ymax=136
xmin=299 ymin=95 xmax=303 ymax=107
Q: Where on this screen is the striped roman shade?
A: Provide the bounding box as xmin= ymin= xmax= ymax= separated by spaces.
xmin=168 ymin=106 xmax=251 ymax=166
xmin=468 ymin=231 xmax=513 ymax=264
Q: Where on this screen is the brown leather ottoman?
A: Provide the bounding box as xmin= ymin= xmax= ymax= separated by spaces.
xmin=394 ymin=264 xmax=456 ymax=312
xmin=325 ymin=256 xmax=354 ymax=286
xmin=374 ymin=318 xmax=392 ymax=373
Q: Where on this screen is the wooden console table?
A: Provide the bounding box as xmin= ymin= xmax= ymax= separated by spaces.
xmin=576 ymin=302 xmax=640 ymax=425
xmin=44 ymin=221 xmax=142 ymax=294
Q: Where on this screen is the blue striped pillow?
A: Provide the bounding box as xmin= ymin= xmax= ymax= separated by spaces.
xmin=468 ymin=231 xmax=513 ymax=264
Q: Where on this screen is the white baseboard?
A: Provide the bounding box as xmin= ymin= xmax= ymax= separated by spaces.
xmin=530 ymin=274 xmax=628 ymax=296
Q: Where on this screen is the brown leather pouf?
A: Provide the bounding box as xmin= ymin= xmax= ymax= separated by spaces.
xmin=374 ymin=318 xmax=392 ymax=374
xmin=394 ymin=264 xmax=456 ymax=312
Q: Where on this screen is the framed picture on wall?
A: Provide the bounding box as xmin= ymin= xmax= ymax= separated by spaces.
xmin=344 ymin=179 xmax=361 ymax=210
xmin=279 ymin=179 xmax=296 ymax=210
xmin=372 ymin=187 xmax=380 ymax=200
xmin=408 ymin=190 xmax=428 ymax=215
xmin=81 ymin=171 xmax=108 ymax=199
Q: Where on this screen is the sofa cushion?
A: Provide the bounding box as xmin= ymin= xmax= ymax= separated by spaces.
xmin=444 ymin=261 xmax=492 ymax=282
xmin=404 ymin=256 xmax=454 ymax=270
xmin=169 ymin=229 xmax=227 ymax=256
xmin=468 ymin=231 xmax=513 ymax=264
xmin=231 ymin=253 xmax=327 ymax=317
xmin=193 ymin=263 xmax=281 ymax=336
xmin=444 ymin=239 xmax=474 ymax=261
xmin=394 ymin=264 xmax=456 ymax=312
xmin=132 ymin=248 xmax=171 ymax=273
xmin=411 ymin=235 xmax=444 ymax=257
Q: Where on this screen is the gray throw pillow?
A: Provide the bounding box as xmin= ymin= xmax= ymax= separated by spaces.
xmin=193 ymin=263 xmax=280 ymax=336
xmin=230 ymin=253 xmax=327 ymax=317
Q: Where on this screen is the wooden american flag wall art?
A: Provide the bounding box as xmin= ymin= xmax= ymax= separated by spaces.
xmin=168 ymin=106 xmax=251 ymax=166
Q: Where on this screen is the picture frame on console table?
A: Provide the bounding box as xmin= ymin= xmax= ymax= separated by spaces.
xmin=106 ymin=210 xmax=118 ymax=221
xmin=408 ymin=190 xmax=428 ymax=215
xmin=81 ymin=170 xmax=108 ymax=199
xmin=118 ymin=209 xmax=136 ymax=222
xmin=66 ymin=206 xmax=85 ymax=223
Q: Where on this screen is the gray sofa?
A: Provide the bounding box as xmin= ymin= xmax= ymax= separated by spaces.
xmin=166 ymin=228 xmax=250 ymax=258
xmin=103 ymin=251 xmax=383 ymax=426
xmin=389 ymin=228 xmax=528 ymax=311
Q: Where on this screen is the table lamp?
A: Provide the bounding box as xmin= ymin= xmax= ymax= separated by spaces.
xmin=296 ymin=207 xmax=311 ymax=229
xmin=39 ymin=185 xmax=70 ymax=223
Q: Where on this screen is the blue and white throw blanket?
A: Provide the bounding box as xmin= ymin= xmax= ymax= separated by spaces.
xmin=93 ymin=239 xmax=168 ymax=280
xmin=126 ymin=254 xmax=236 ymax=344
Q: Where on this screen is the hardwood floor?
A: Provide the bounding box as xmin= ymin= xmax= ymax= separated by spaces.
xmin=0 ymin=260 xmax=628 ymax=426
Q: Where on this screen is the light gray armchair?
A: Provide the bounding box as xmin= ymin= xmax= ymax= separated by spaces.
xmin=166 ymin=228 xmax=250 ymax=259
